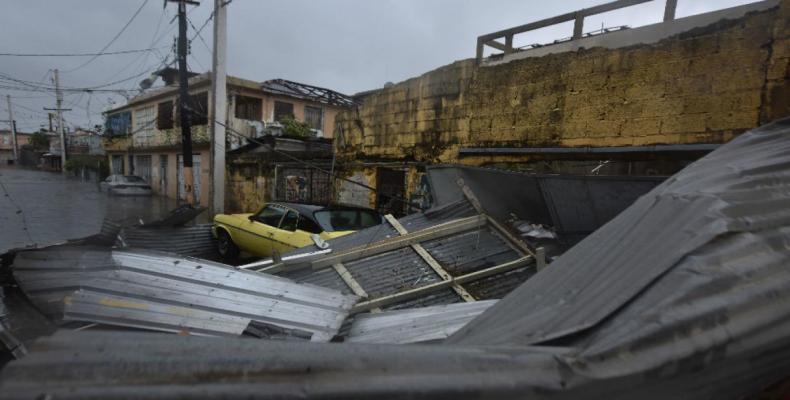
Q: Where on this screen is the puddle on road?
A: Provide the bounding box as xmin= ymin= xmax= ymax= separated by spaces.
xmin=0 ymin=167 xmax=205 ymax=253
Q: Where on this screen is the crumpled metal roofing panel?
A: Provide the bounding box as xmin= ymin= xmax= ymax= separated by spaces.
xmin=449 ymin=118 xmax=790 ymax=347
xmin=12 ymin=248 xmax=358 ymax=341
xmin=347 ymin=300 xmax=498 ymax=344
xmin=118 ymin=224 xmax=216 ymax=259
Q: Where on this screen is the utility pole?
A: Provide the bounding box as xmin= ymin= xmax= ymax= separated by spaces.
xmin=54 ymin=69 xmax=67 ymax=172
xmin=168 ymin=0 xmax=199 ymax=205
xmin=6 ymin=95 xmax=18 ymax=162
xmin=210 ymin=0 xmax=227 ymax=215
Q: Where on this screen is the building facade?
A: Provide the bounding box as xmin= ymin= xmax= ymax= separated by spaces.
xmin=103 ymin=72 xmax=353 ymax=206
xmin=331 ymin=0 xmax=790 ymax=216
xmin=0 ymin=130 xmax=31 ymax=164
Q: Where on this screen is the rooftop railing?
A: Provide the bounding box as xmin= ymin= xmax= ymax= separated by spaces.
xmin=475 ymin=0 xmax=678 ymax=63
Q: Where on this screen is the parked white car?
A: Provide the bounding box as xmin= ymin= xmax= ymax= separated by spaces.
xmin=100 ymin=175 xmax=153 ymax=196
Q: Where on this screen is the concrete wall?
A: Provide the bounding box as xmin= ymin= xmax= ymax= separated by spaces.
xmin=336 ymin=1 xmax=790 ymax=164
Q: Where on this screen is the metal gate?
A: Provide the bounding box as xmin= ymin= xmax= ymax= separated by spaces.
xmin=275 ymin=166 xmax=332 ymax=204
xmin=177 ymin=154 xmax=201 ymax=205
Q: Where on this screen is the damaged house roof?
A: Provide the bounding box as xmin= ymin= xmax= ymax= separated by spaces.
xmin=1 ymin=118 xmax=789 ymax=399
xmin=260 ymin=79 xmax=357 ymax=108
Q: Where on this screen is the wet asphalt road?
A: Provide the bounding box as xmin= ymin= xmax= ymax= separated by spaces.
xmin=0 ymin=167 xmax=187 ymax=254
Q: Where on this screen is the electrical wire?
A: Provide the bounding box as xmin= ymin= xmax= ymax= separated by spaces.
xmin=62 ymin=0 xmax=151 ymax=73
xmin=187 ymin=15 xmax=213 ymax=53
xmin=0 ymin=47 xmax=167 ymax=57
xmin=0 ymin=173 xmax=35 ymax=245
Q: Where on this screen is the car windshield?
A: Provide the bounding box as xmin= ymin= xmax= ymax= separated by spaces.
xmin=120 ymin=176 xmax=145 ymax=183
xmin=313 ymin=209 xmax=381 ymax=232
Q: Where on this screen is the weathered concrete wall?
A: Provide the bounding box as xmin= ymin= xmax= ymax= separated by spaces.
xmin=336 ymin=2 xmax=790 ymax=164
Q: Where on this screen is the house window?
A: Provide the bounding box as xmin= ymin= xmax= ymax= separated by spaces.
xmin=304 ymin=106 xmax=323 ymax=130
xmin=133 ymin=106 xmax=155 ymax=144
xmin=235 ymin=95 xmax=262 ymax=120
xmin=105 ymin=112 xmax=131 ymax=136
xmin=157 ymin=101 xmax=174 ymax=130
xmin=190 ymin=91 xmax=208 ymax=125
xmin=274 ymin=101 xmax=294 ymax=122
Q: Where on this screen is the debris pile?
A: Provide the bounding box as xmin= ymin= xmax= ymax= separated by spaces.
xmin=0 ymin=119 xmax=789 ymax=399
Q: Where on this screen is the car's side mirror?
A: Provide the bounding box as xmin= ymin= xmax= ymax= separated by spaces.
xmin=248 ymin=215 xmax=255 ymax=222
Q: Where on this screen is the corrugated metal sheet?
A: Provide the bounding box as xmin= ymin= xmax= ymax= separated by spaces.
xmin=12 ymin=248 xmax=358 ymax=341
xmin=118 ymin=224 xmax=217 ymax=259
xmin=450 ymin=118 xmax=790 ymax=348
xmin=421 ymin=230 xmax=521 ymax=275
xmin=426 ymin=165 xmax=664 ymax=245
xmin=347 ymin=300 xmax=498 ymax=344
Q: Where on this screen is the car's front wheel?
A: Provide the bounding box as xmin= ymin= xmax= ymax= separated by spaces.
xmin=217 ymin=230 xmax=239 ymax=260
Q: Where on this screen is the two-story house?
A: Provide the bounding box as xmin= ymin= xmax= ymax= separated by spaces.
xmin=103 ymin=69 xmax=353 ymax=206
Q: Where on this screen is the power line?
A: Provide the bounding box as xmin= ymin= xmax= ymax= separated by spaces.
xmin=187 ymin=14 xmax=213 ymax=53
xmin=0 ymin=47 xmax=167 ymax=57
xmin=62 ymin=0 xmax=151 ymax=73
xmin=0 ymin=173 xmax=35 ymax=245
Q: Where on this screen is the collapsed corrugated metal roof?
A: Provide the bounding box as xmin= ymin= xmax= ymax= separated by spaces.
xmin=347 ymin=300 xmax=498 ymax=344
xmin=261 ymin=79 xmax=356 ymax=107
xmin=2 ymin=118 xmax=789 ymax=399
xmin=270 ymin=199 xmax=537 ymax=313
xmin=12 ymin=248 xmax=358 ymax=341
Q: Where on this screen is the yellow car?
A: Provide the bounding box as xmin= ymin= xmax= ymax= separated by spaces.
xmin=212 ymin=202 xmax=383 ymax=259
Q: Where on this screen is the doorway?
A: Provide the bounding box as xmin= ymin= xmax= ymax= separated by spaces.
xmin=375 ymin=168 xmax=406 ymax=217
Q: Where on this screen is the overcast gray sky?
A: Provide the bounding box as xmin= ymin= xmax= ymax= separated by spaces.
xmin=0 ymin=0 xmax=756 ymax=131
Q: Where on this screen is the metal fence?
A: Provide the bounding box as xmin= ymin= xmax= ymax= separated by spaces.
xmin=275 ymin=166 xmax=333 ymax=204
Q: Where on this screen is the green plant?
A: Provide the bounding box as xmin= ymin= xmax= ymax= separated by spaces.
xmin=29 ymin=131 xmax=50 ymax=151
xmin=280 ymin=117 xmax=312 ymax=138
xmin=64 ymin=155 xmax=109 ymax=178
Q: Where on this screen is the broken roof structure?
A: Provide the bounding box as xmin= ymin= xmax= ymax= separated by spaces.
xmin=261 ymin=79 xmax=357 ymax=107
xmin=2 ymin=118 xmax=789 ymax=398
xmin=267 ymin=198 xmax=538 ymax=313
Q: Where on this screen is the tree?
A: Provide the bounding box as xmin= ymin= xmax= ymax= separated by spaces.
xmin=29 ymin=130 xmax=50 ymax=151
